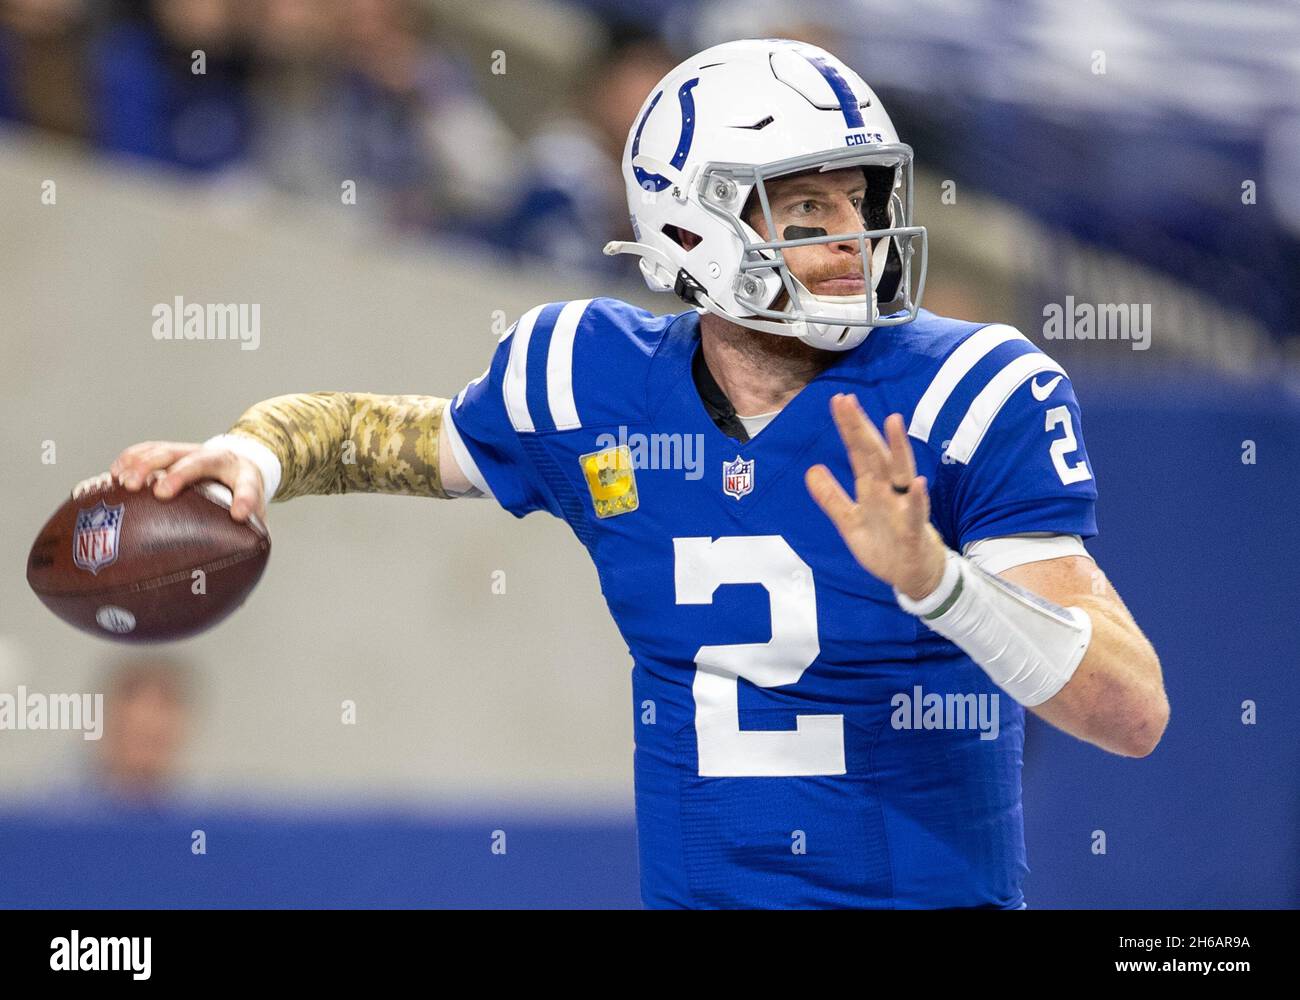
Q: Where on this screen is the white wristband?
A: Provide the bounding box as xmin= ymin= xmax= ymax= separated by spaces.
xmin=894 ymin=549 xmax=962 ymax=618
xmin=895 ymin=548 xmax=1092 ymax=707
xmin=203 ymin=433 xmax=283 ymax=503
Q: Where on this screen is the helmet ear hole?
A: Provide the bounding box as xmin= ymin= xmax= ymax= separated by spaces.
xmin=662 ymin=225 xmax=703 ymax=250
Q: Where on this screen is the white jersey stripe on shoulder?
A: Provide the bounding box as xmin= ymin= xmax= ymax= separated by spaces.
xmin=546 ymin=299 xmax=592 ymax=431
xmin=946 ymin=352 xmax=1066 ymax=464
xmin=442 ymin=402 xmax=494 ymax=498
xmin=503 ymin=304 xmax=544 ymax=433
xmin=909 ymin=324 xmax=1027 ymax=443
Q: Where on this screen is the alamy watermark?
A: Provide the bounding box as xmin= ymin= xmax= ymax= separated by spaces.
xmin=0 ymin=686 xmax=103 ymax=740
xmin=1043 ymin=296 xmax=1151 ymax=351
xmin=50 ymin=931 xmax=150 ymax=980
xmin=890 ymin=684 xmax=999 ymax=740
xmin=151 ymin=296 xmax=260 ymax=351
xmin=593 ymin=426 xmax=705 ymax=480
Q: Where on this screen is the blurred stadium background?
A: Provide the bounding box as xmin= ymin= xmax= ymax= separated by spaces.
xmin=0 ymin=0 xmax=1297 ymax=907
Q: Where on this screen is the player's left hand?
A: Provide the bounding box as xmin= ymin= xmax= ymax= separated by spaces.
xmin=806 ymin=393 xmax=949 ymax=601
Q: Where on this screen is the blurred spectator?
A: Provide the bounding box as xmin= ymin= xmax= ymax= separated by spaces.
xmin=36 ymin=654 xmax=196 ymax=816
xmin=328 ymin=0 xmax=518 ymax=231
xmin=245 ymin=0 xmax=345 ymax=197
xmin=490 ymin=27 xmax=675 ymax=274
xmin=0 ymin=0 xmax=93 ymax=136
xmin=88 ymin=0 xmax=255 ymax=172
xmin=246 ymin=0 xmax=519 ymax=231
xmin=95 ymin=654 xmax=193 ymax=807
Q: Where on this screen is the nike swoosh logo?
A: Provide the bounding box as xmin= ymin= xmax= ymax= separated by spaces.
xmin=1031 ymin=374 xmax=1064 ymax=401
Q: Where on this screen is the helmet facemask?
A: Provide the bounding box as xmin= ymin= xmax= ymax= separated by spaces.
xmin=694 ymin=144 xmax=927 ymax=350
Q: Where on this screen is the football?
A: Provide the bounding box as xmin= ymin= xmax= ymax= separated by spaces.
xmin=26 ymin=477 xmax=270 ymax=642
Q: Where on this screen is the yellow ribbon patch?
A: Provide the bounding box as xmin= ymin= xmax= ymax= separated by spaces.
xmin=579 ymin=445 xmax=639 ymax=518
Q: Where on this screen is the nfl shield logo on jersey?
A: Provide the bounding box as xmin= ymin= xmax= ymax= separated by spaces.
xmin=73 ymin=499 xmax=124 ymax=575
xmin=722 ymin=455 xmax=754 ymax=500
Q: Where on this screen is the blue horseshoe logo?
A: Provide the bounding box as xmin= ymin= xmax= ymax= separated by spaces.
xmin=630 ymin=77 xmax=700 ymax=193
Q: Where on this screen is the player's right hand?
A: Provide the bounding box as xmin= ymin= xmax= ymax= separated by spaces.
xmin=108 ymin=441 xmax=267 ymax=523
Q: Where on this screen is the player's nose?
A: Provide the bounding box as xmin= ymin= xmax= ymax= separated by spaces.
xmin=828 ymin=198 xmax=868 ymax=254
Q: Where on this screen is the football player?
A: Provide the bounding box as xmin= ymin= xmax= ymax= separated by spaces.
xmin=109 ymin=39 xmax=1167 ymax=908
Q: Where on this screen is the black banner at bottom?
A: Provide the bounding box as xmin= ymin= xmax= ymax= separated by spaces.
xmin=0 ymin=907 xmax=1291 ymax=986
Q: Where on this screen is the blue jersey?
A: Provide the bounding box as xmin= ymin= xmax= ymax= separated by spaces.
xmin=444 ymin=298 xmax=1098 ymax=908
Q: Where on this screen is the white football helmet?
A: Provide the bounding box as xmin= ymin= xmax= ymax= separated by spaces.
xmin=604 ymin=38 xmax=927 ymax=351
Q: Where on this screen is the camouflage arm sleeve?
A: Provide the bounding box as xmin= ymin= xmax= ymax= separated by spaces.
xmin=227 ymin=393 xmax=451 ymax=501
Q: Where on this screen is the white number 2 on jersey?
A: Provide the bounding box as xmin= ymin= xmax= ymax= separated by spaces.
xmin=1046 ymin=405 xmax=1092 ymax=485
xmin=673 ymin=536 xmax=845 ymax=777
